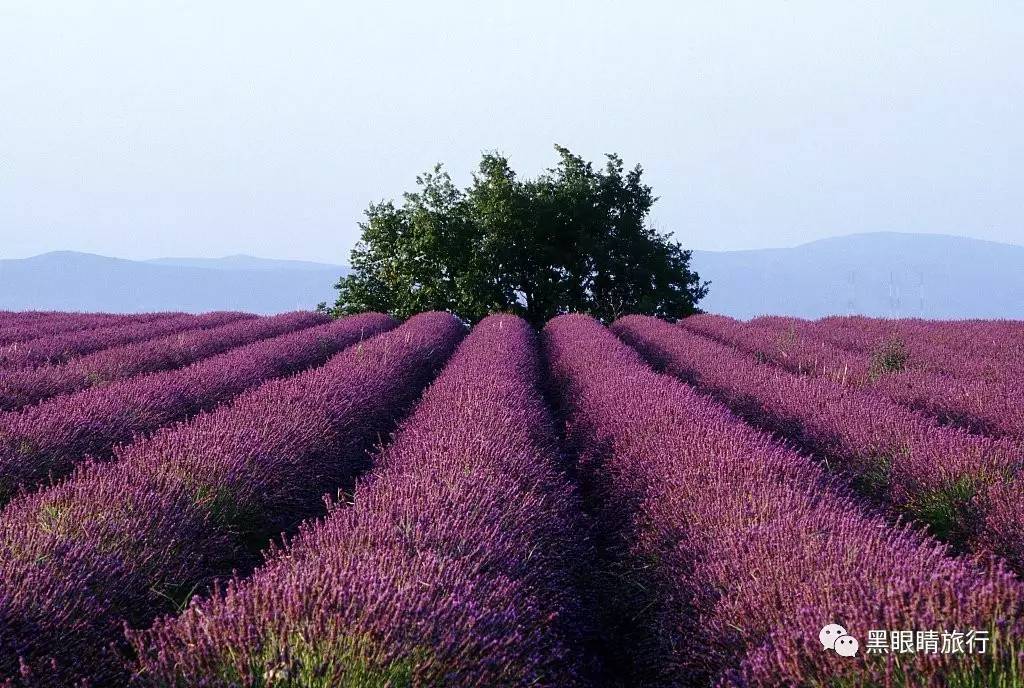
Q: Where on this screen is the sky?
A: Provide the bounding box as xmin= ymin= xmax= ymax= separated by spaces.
xmin=1 ymin=1 xmax=1021 ymax=263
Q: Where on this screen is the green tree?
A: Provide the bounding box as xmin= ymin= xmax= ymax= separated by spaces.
xmin=327 ymin=145 xmax=708 ymax=327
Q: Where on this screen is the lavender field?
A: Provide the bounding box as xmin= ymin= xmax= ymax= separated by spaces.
xmin=0 ymin=310 xmax=1022 ymax=687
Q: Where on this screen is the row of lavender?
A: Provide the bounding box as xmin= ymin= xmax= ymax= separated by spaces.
xmin=780 ymin=316 xmax=1024 ymax=440
xmin=683 ymin=314 xmax=1022 ymax=386
xmin=795 ymin=315 xmax=1024 ymax=378
xmin=0 ymin=312 xmax=176 ymax=349
xmin=0 ymin=312 xmax=393 ymax=504
xmin=0 ymin=312 xmax=102 ymax=325
xmin=761 ymin=315 xmax=1024 ymax=376
xmin=751 ymin=314 xmax=1021 ymax=383
xmin=133 ymin=315 xmax=591 ymax=686
xmin=553 ymin=315 xmax=1023 ymax=686
xmin=0 ymin=312 xmax=463 ymax=686
xmin=615 ymin=317 xmax=1024 ymax=571
xmin=0 ymin=312 xmax=255 ymax=369
xmin=0 ymin=311 xmax=163 ymax=325
xmin=0 ymin=312 xmax=265 ymax=411
xmin=683 ymin=314 xmax=1024 ymax=441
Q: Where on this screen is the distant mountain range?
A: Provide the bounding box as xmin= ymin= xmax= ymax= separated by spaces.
xmin=0 ymin=252 xmax=347 ymax=314
xmin=0 ymin=233 xmax=1021 ymax=318
xmin=690 ymin=232 xmax=1024 ymax=319
xmin=146 ymin=255 xmax=345 ymax=273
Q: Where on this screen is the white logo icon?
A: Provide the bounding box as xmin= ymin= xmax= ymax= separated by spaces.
xmin=819 ymin=624 xmax=847 ymax=650
xmin=820 ymin=624 xmax=859 ymax=657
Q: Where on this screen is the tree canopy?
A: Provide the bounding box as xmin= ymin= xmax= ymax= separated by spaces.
xmin=327 ymin=146 xmax=708 ymax=328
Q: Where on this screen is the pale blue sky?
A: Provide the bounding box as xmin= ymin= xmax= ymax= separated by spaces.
xmin=1 ymin=1 xmax=1021 ymax=262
